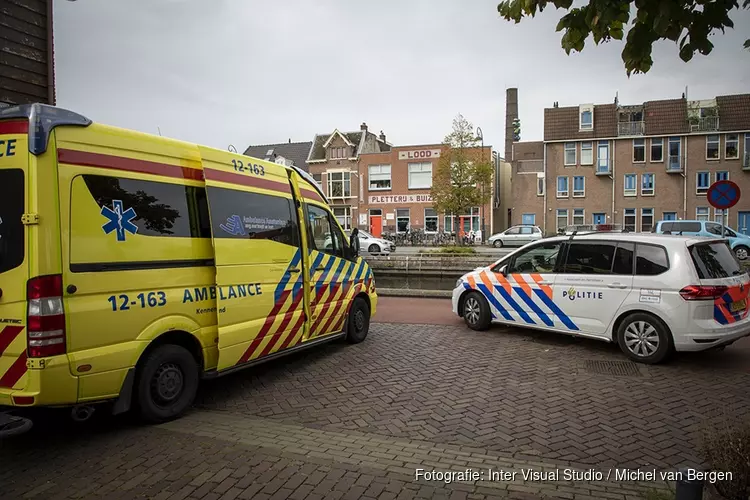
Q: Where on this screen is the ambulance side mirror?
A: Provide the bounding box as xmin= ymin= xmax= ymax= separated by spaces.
xmin=349 ymin=228 xmax=360 ymax=257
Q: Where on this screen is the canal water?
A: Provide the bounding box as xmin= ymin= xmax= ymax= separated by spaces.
xmin=373 ymin=273 xmax=460 ymax=291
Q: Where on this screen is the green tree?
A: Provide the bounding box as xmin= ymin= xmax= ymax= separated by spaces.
xmin=497 ymin=0 xmax=750 ymax=75
xmin=431 ymin=114 xmax=493 ymax=241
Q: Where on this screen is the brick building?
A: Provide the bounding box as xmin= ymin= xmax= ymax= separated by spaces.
xmin=305 ymin=123 xmax=392 ymax=230
xmin=358 ymin=143 xmax=494 ymax=238
xmin=507 ymin=89 xmax=750 ymax=235
xmin=0 ymin=0 xmax=56 ymax=106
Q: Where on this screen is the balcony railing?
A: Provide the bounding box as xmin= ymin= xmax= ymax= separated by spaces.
xmin=596 ymin=159 xmax=611 ymax=175
xmin=744 ymin=152 xmax=750 ymax=171
xmin=666 ymin=155 xmax=683 ymax=173
xmin=689 ymin=116 xmax=719 ymax=132
xmin=617 ymin=121 xmax=644 ymax=136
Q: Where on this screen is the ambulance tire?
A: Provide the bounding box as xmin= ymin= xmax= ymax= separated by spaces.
xmin=616 ymin=312 xmax=674 ymax=365
xmin=463 ymin=291 xmax=491 ymax=331
xmin=346 ymin=297 xmax=370 ymax=344
xmin=135 ymin=344 xmax=199 ymax=423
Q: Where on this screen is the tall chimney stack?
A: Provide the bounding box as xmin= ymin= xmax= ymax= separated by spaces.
xmin=505 ymin=88 xmax=518 ymax=162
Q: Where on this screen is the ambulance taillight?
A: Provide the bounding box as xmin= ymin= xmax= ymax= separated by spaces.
xmin=26 ymin=275 xmax=66 ymax=358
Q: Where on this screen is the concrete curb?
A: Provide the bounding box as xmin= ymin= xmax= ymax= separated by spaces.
xmin=377 ymin=288 xmax=452 ymax=298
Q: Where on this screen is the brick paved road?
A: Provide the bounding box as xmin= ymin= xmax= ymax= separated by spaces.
xmin=2 ymin=309 xmax=749 ymax=499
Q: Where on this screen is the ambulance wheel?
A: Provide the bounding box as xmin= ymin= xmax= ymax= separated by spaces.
xmin=135 ymin=344 xmax=199 ymax=423
xmin=347 ymin=297 xmax=370 ymax=344
xmin=616 ymin=312 xmax=673 ymax=365
xmin=463 ymin=291 xmax=491 ymax=331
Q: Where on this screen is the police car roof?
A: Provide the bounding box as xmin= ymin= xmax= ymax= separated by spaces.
xmin=545 ymin=232 xmax=720 ymax=247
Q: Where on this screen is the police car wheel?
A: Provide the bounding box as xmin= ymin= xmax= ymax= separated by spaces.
xmin=347 ymin=297 xmax=370 ymax=344
xmin=135 ymin=344 xmax=199 ymax=423
xmin=616 ymin=313 xmax=673 ymax=364
xmin=463 ymin=291 xmax=491 ymax=331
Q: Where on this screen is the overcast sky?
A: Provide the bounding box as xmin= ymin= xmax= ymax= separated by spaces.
xmin=54 ymin=0 xmax=750 ymax=155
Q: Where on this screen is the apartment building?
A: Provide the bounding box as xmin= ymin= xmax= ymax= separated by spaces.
xmin=508 ymin=91 xmax=750 ymax=234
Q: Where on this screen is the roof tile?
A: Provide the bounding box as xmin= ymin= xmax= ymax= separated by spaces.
xmin=643 ymin=98 xmax=687 ymax=135
xmin=543 ymin=104 xmax=616 ymax=141
xmin=244 ymin=141 xmax=313 ymax=172
xmin=717 ymin=94 xmax=750 ymax=131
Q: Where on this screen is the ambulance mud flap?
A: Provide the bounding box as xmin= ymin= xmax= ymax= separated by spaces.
xmin=111 ymin=368 xmax=135 ymax=415
xmin=0 ymin=411 xmax=32 ymax=439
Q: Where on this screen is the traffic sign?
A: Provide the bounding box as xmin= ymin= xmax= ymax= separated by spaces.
xmin=707 ymin=180 xmax=741 ymax=210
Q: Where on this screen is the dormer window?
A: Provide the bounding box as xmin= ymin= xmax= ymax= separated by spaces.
xmin=330 ymin=147 xmax=348 ymax=159
xmin=579 ymin=104 xmax=594 ymax=131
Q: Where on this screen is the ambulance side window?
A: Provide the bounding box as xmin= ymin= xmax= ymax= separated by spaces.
xmin=305 ymin=204 xmax=343 ymax=258
xmin=207 ymin=187 xmax=300 ymax=247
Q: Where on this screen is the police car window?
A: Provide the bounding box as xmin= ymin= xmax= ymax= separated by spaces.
xmin=83 ymin=175 xmax=210 ymax=238
xmin=0 ymin=169 xmax=24 ymax=274
xmin=508 ymin=242 xmax=561 ymax=274
xmin=689 ymin=242 xmax=742 ymax=279
xmin=612 ymin=242 xmax=634 ymax=275
xmin=635 ymin=244 xmax=669 ymax=276
xmin=207 ymin=186 xmax=299 ymax=247
xmin=562 ymin=242 xmax=616 ymax=274
xmin=306 ymin=204 xmax=342 ymax=257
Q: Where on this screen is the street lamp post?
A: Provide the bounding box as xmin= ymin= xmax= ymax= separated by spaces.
xmin=476 ymin=127 xmax=485 ymax=244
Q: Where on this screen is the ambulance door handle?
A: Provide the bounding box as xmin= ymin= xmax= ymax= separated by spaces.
xmin=67 ymin=285 xmax=77 ymax=294
xmin=287 ymin=268 xmax=301 ymax=274
xmin=314 ymin=266 xmax=325 ymax=272
xmin=607 ymin=283 xmax=628 ymax=289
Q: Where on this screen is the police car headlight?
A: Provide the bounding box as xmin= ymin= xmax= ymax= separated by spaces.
xmin=456 ymin=278 xmax=464 ymax=288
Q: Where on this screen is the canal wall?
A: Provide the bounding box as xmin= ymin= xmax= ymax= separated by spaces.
xmin=364 ymin=255 xmax=494 ymax=277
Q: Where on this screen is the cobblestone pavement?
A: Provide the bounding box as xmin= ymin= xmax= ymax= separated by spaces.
xmin=1 ymin=320 xmax=749 ymax=499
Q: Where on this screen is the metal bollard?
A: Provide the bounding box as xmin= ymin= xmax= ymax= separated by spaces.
xmin=675 ymin=467 xmax=703 ymax=500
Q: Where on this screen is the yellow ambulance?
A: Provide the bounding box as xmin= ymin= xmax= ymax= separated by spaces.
xmin=0 ymin=104 xmax=376 ymax=430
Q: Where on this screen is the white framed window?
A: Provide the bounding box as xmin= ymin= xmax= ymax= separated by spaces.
xmin=327 ymin=171 xmax=351 ymax=198
xmin=564 ymin=142 xmax=576 ymax=165
xmin=396 ymin=208 xmax=410 ymax=233
xmin=407 ymin=162 xmax=432 ymax=189
xmin=597 ymin=140 xmax=610 ymax=174
xmin=332 ymin=206 xmax=351 ymax=230
xmin=725 ymin=134 xmax=739 ymax=159
xmin=572 ymin=208 xmax=585 ymax=226
xmin=573 ymin=175 xmax=585 ymax=197
xmin=714 ymin=209 xmax=729 ymax=223
xmin=579 ymin=106 xmax=593 ymax=130
xmin=557 ymin=176 xmax=569 ymax=198
xmin=581 ymin=142 xmax=593 ymax=165
xmin=368 ymin=164 xmax=391 ymax=190
xmin=696 ymin=207 xmax=710 ymax=221
xmin=641 ymin=208 xmax=654 ymax=233
xmin=650 ymin=138 xmax=664 ymax=162
xmin=536 ymin=175 xmax=545 ymax=196
xmin=641 ymin=173 xmax=654 ymax=196
xmin=444 ymin=213 xmax=454 ymax=232
xmin=716 ymin=171 xmax=729 ymax=182
xmin=633 ymin=139 xmax=645 ymax=163
xmin=556 ymin=209 xmax=568 ymax=231
xmin=623 ymin=208 xmax=636 ymax=232
xmin=706 ymin=135 xmax=720 ymax=160
xmin=424 ymin=208 xmax=438 ymax=233
xmin=329 ymin=147 xmax=346 ymax=159
xmin=624 ymin=174 xmax=637 ymax=196
xmin=668 ymin=137 xmax=681 ymax=171
xmin=696 ymin=171 xmax=710 ymax=194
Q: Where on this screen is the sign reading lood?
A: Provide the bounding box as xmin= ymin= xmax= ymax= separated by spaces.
xmin=398 ymin=149 xmax=441 ymax=160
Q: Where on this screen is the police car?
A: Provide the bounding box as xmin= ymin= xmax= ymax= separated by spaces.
xmin=452 ymin=232 xmax=750 ymax=364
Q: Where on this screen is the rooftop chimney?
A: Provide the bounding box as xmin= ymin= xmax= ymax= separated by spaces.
xmin=379 ymin=130 xmax=386 ymax=142
xmin=360 ymin=122 xmax=368 ymax=131
xmin=288 ymin=138 xmax=291 ymax=143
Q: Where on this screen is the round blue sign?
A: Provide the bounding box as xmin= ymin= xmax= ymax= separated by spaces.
xmin=707 ymin=180 xmax=741 ymax=210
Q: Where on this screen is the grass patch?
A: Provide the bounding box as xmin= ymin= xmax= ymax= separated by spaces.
xmin=427 ymin=247 xmax=477 ymax=255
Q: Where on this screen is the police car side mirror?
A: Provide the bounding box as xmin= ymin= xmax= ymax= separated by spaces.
xmin=498 ymin=265 xmax=508 ymax=276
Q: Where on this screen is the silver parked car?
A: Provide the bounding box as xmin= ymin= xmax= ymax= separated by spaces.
xmin=345 ymin=229 xmax=396 ymax=255
xmin=487 ymin=225 xmax=543 ymax=248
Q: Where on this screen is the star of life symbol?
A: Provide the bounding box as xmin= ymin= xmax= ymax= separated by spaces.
xmin=101 ymin=200 xmax=138 ymax=242
xmin=220 ymin=214 xmax=246 ymax=236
